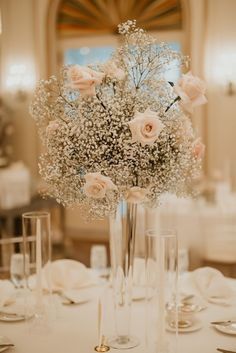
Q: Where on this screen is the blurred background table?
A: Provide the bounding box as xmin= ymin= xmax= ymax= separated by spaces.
xmin=0 ymin=195 xmax=66 ymax=259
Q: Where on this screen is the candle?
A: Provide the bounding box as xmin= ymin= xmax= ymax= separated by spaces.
xmin=94 ymin=298 xmax=110 ymax=352
xmin=36 ymin=219 xmax=43 ymax=310
xmin=156 ymin=235 xmax=166 ymax=352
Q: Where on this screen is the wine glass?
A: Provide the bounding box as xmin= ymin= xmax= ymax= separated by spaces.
xmin=90 ymin=245 xmax=108 ymax=278
xmin=10 ymin=253 xmax=24 ymax=288
xmin=10 ymin=253 xmax=29 ymax=288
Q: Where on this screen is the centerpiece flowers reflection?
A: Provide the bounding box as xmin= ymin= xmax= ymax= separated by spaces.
xmin=31 ymin=20 xmax=206 ymax=350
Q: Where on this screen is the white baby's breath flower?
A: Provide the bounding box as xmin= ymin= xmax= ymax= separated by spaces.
xmin=30 ymin=21 xmax=204 ymax=218
xmin=125 ymin=187 xmax=148 ymax=203
xmin=102 ymin=61 xmax=126 ymax=80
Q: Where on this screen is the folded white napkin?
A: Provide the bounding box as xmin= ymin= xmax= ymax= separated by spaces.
xmin=44 ymin=259 xmax=98 ymax=291
xmin=29 ymin=259 xmax=98 ymax=292
xmin=0 ymin=280 xmax=15 ymax=307
xmin=192 ymin=267 xmax=235 ymax=305
xmin=49 ymin=259 xmax=98 ymax=291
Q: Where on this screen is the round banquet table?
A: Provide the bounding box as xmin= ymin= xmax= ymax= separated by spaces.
xmin=0 ymin=283 xmax=236 ymax=353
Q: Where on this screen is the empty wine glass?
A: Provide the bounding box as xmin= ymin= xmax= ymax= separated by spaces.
xmin=90 ymin=245 xmax=107 ymax=269
xmin=10 ymin=253 xmax=29 ymax=288
xmin=0 ymin=236 xmax=28 ymax=319
xmin=90 ymin=245 xmax=108 ymax=278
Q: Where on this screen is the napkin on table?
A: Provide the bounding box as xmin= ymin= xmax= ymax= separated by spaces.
xmin=0 ymin=280 xmax=15 ymax=308
xmin=29 ymin=259 xmax=98 ymax=292
xmin=192 ymin=267 xmax=235 ymax=305
xmin=29 ymin=259 xmax=99 ymax=304
xmin=47 ymin=259 xmax=98 ymax=292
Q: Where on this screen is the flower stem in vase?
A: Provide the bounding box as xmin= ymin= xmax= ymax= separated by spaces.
xmin=108 ymin=201 xmax=139 ymax=350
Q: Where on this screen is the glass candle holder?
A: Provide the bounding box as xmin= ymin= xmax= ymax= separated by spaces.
xmin=108 ymin=201 xmax=139 ymax=350
xmin=145 ymin=229 xmax=178 ymax=353
xmin=22 ymin=211 xmax=52 ymax=333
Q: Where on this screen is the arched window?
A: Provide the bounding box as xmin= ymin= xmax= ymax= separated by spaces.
xmin=57 ymin=0 xmax=184 ymax=36
xmin=47 ymin=0 xmax=189 ymax=75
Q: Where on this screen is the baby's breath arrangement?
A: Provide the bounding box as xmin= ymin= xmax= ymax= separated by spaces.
xmin=31 ymin=20 xmax=206 ymax=218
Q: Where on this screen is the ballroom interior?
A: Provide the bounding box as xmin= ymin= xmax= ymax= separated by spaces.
xmin=0 ymin=1 xmax=236 ymax=352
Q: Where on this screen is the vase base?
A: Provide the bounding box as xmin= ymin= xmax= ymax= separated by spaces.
xmin=108 ymin=335 xmax=139 ymax=350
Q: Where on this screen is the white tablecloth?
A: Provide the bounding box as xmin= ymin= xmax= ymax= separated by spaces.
xmin=1 ymin=284 xmax=236 ymax=353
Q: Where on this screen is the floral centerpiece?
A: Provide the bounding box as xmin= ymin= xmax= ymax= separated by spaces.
xmin=31 ymin=20 xmax=207 ymax=350
xmin=31 ymin=20 xmax=206 ymax=219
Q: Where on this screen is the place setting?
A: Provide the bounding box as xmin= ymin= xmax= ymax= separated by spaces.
xmin=0 ymin=237 xmax=30 ymax=324
xmin=211 ymin=320 xmax=236 ymax=336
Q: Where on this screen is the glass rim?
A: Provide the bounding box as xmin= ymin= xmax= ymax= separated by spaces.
xmin=145 ymin=228 xmax=177 ymax=238
xmin=22 ymin=211 xmax=50 ymax=219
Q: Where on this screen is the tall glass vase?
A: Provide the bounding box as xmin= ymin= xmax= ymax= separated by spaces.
xmin=146 ymin=229 xmax=178 ymax=353
xmin=108 ymin=200 xmax=139 ymax=350
xmin=22 ymin=211 xmax=52 ymax=333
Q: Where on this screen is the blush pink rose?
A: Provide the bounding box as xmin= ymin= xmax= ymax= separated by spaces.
xmin=192 ymin=138 xmax=205 ymax=159
xmin=46 ymin=121 xmax=59 ymax=135
xmin=84 ymin=172 xmax=117 ymax=199
xmin=128 ymin=108 xmax=164 ymax=147
xmin=174 ymin=71 xmax=207 ymax=114
xmin=125 ymin=187 xmax=148 ymax=203
xmin=102 ymin=61 xmax=126 ymax=80
xmin=67 ymin=65 xmax=104 ymax=96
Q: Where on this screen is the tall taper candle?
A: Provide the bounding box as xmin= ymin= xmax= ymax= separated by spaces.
xmin=36 ymin=219 xmax=43 ymax=310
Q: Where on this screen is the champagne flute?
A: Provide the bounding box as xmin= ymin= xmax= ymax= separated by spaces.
xmin=10 ymin=253 xmax=29 ymax=288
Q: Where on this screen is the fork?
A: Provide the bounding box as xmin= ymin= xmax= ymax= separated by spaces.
xmin=211 ymin=320 xmax=236 ymax=326
xmin=217 ymin=348 xmax=236 ymax=353
xmin=57 ymin=292 xmax=76 ymax=304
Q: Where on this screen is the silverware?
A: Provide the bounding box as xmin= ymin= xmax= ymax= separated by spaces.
xmin=217 ymin=348 xmax=236 ymax=353
xmin=181 ymin=294 xmax=194 ymax=302
xmin=54 ymin=290 xmax=77 ymax=304
xmin=0 ymin=311 xmax=25 ymax=320
xmin=0 ymin=348 xmax=11 ymax=353
xmin=0 ymin=311 xmax=20 ymax=317
xmin=211 ymin=320 xmax=236 ymax=326
xmin=59 ymin=293 xmax=76 ymax=305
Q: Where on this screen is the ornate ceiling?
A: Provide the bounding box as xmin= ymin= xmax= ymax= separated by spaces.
xmin=57 ymin=0 xmax=183 ymax=38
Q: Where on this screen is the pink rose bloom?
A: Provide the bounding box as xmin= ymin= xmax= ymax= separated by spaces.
xmin=84 ymin=172 xmax=117 ymax=199
xmin=102 ymin=61 xmax=126 ymax=80
xmin=125 ymin=187 xmax=148 ymax=203
xmin=128 ymin=108 xmax=164 ymax=147
xmin=67 ymin=65 xmax=104 ymax=96
xmin=174 ymin=71 xmax=207 ymax=114
xmin=46 ymin=121 xmax=59 ymax=135
xmin=192 ymin=138 xmax=205 ymax=159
